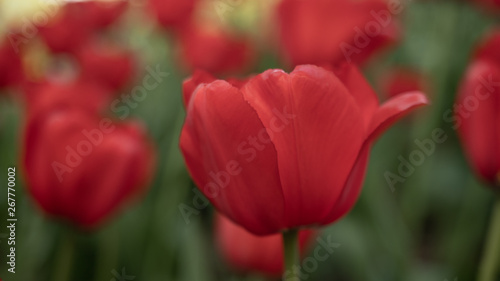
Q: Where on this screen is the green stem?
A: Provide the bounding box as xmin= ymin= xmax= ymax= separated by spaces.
xmin=53 ymin=230 xmax=76 ymax=281
xmin=283 ymin=229 xmax=300 ymax=281
xmin=478 ymin=196 xmax=500 ymax=281
xmin=95 ymin=224 xmax=119 ymax=281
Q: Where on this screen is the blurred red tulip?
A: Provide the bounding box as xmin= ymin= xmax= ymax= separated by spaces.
xmin=0 ymin=38 xmax=24 ymax=89
xmin=23 ymin=106 xmax=155 ymax=228
xmin=277 ymin=0 xmax=399 ymax=67
xmin=180 ymin=64 xmax=428 ymax=235
xmin=23 ymin=79 xmax=113 ymax=118
xmin=76 ymin=41 xmax=135 ymax=91
xmin=216 ymin=213 xmax=315 ymax=277
xmin=177 ymin=25 xmax=255 ymax=75
xmin=381 ymin=68 xmax=427 ymax=99
xmin=147 ymin=0 xmax=198 ymax=30
xmin=457 ymin=31 xmax=500 ymax=187
xmin=38 ymin=1 xmax=127 ymax=54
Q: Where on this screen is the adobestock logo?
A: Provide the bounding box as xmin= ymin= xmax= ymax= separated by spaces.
xmin=179 ymin=106 xmax=296 ymax=224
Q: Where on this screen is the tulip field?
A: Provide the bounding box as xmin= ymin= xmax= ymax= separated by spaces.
xmin=0 ymin=0 xmax=499 ymax=281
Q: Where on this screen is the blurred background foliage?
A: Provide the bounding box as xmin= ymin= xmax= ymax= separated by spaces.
xmin=0 ymin=0 xmax=499 ymax=281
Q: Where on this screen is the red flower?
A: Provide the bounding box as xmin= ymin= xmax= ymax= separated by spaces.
xmin=177 ymin=25 xmax=255 ymax=75
xmin=380 ymin=68 xmax=427 ymax=99
xmin=23 ymin=80 xmax=113 ymax=118
xmin=0 ymin=37 xmax=24 ymax=89
xmin=147 ymin=0 xmax=198 ymax=30
xmin=180 ymin=64 xmax=428 ymax=235
xmin=216 ymin=213 xmax=315 ymax=277
xmin=38 ymin=1 xmax=127 ymax=54
xmin=456 ymin=31 xmax=500 ymax=187
xmin=76 ymin=41 xmax=135 ymax=91
xmin=277 ymin=0 xmax=399 ymax=66
xmin=23 ymin=85 xmax=155 ymax=228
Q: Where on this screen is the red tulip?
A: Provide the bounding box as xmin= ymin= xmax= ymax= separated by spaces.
xmin=216 ymin=213 xmax=315 ymax=277
xmin=23 ymin=88 xmax=155 ymax=228
xmin=24 ymin=79 xmax=113 ymax=118
xmin=380 ymin=68 xmax=427 ymax=99
xmin=177 ymin=25 xmax=255 ymax=75
xmin=0 ymin=37 xmax=24 ymax=89
xmin=456 ymin=31 xmax=500 ymax=187
xmin=76 ymin=41 xmax=135 ymax=91
xmin=147 ymin=0 xmax=198 ymax=30
xmin=38 ymin=1 xmax=127 ymax=54
xmin=180 ymin=64 xmax=428 ymax=235
xmin=277 ymin=0 xmax=399 ymax=66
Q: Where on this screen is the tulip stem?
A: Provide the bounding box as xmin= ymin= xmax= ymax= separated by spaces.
xmin=53 ymin=230 xmax=76 ymax=281
xmin=283 ymin=229 xmax=300 ymax=281
xmin=478 ymin=195 xmax=500 ymax=281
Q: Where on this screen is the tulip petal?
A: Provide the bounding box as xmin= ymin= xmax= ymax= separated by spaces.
xmin=180 ymin=81 xmax=286 ymax=235
xmin=182 ymin=70 xmax=216 ymax=107
xmin=321 ymin=90 xmax=427 ymax=224
xmin=241 ymin=65 xmax=365 ymax=228
xmin=331 ymin=63 xmax=379 ymax=126
xmin=367 ymin=91 xmax=429 ymax=142
xmin=320 ymin=146 xmax=370 ymax=224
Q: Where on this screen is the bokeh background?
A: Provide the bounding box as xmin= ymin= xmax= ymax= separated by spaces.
xmin=0 ymin=0 xmax=498 ymax=280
